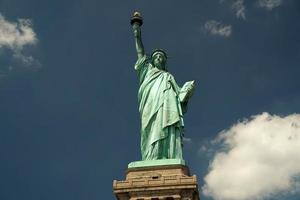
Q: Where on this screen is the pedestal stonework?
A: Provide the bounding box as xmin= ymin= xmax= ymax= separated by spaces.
xmin=113 ymin=164 xmax=200 ymax=200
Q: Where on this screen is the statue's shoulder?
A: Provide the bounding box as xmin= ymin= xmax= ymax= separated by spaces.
xmin=165 ymin=71 xmax=175 ymax=79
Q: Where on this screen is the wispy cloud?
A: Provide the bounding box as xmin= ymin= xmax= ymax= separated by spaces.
xmin=0 ymin=13 xmax=39 ymax=75
xmin=202 ymin=112 xmax=300 ymax=200
xmin=221 ymin=0 xmax=283 ymax=20
xmin=12 ymin=51 xmax=41 ymax=71
xmin=220 ymin=0 xmax=246 ymax=20
xmin=183 ymin=137 xmax=192 ymax=144
xmin=257 ymin=0 xmax=283 ymax=10
xmin=232 ymin=0 xmax=246 ymax=19
xmin=204 ymin=20 xmax=232 ymax=38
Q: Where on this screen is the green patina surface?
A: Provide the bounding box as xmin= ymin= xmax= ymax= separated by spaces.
xmin=130 ymin=12 xmax=195 ymax=163
xmin=128 ymin=159 xmax=186 ymax=168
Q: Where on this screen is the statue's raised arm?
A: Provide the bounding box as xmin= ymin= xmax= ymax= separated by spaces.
xmin=131 ymin=12 xmax=145 ymax=59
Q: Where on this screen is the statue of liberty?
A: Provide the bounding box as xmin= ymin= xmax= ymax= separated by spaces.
xmin=131 ymin=12 xmax=195 ymax=161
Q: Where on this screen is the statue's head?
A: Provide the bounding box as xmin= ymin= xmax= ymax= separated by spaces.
xmin=151 ymin=49 xmax=167 ymax=70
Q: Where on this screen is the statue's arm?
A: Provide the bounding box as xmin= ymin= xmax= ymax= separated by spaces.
xmin=132 ymin=23 xmax=145 ymax=59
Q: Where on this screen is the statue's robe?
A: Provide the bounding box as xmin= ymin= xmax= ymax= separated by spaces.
xmin=135 ymin=55 xmax=187 ymax=160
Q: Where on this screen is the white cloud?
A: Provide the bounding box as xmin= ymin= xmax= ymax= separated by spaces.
xmin=0 ymin=13 xmax=37 ymax=50
xmin=202 ymin=112 xmax=300 ymax=200
xmin=204 ymin=20 xmax=232 ymax=38
xmin=232 ymin=0 xmax=246 ymax=19
xmin=257 ymin=0 xmax=283 ymax=10
xmin=0 ymin=13 xmax=39 ymax=73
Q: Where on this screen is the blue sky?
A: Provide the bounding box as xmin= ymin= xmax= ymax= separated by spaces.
xmin=0 ymin=0 xmax=299 ymax=200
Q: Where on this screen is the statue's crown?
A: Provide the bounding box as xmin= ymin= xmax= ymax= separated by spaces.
xmin=151 ymin=49 xmax=168 ymax=59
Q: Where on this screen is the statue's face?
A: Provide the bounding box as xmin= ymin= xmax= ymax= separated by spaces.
xmin=152 ymin=53 xmax=167 ymax=70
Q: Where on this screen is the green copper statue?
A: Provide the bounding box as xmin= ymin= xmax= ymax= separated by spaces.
xmin=131 ymin=12 xmax=195 ymax=161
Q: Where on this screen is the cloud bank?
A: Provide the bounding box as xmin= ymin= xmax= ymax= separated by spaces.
xmin=204 ymin=20 xmax=232 ymax=38
xmin=203 ymin=112 xmax=300 ymax=200
xmin=0 ymin=13 xmax=37 ymax=50
xmin=0 ymin=13 xmax=39 ymax=74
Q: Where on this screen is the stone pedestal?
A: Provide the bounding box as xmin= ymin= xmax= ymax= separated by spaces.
xmin=113 ymin=164 xmax=200 ymax=200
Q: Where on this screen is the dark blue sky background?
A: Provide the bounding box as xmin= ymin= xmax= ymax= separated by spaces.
xmin=0 ymin=0 xmax=299 ymax=200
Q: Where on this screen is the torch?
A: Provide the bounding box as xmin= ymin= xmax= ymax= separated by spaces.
xmin=130 ymin=11 xmax=143 ymax=27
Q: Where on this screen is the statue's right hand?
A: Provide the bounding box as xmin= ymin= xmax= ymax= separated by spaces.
xmin=133 ymin=24 xmax=141 ymax=38
xmin=133 ymin=29 xmax=139 ymax=37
